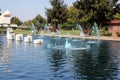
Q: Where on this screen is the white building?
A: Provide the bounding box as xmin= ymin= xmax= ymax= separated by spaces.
xmin=0 ymin=10 xmax=11 ymax=25
xmin=0 ymin=10 xmax=27 ymax=30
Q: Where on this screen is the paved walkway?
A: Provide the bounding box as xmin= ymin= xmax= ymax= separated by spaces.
xmin=40 ymin=34 xmax=120 ymax=41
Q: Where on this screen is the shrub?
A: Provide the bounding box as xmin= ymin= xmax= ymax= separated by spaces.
xmin=99 ymin=28 xmax=112 ymax=36
xmin=103 ymin=31 xmax=112 ymax=36
xmin=60 ymin=23 xmax=75 ymax=30
xmin=116 ymin=32 xmax=120 ymax=37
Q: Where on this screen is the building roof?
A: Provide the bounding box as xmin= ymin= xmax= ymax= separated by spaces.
xmin=2 ymin=10 xmax=11 ymax=17
xmin=17 ymin=26 xmax=27 ymax=29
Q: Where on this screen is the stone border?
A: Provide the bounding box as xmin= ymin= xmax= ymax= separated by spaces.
xmin=40 ymin=34 xmax=120 ymax=41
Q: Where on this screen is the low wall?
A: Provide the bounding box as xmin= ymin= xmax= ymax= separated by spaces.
xmin=109 ymin=25 xmax=120 ymax=37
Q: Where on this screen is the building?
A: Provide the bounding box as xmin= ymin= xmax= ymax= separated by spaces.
xmin=0 ymin=10 xmax=27 ymax=31
xmin=108 ymin=19 xmax=120 ymax=37
xmin=0 ymin=10 xmax=11 ymax=25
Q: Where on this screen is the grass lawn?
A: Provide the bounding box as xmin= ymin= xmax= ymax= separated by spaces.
xmin=13 ymin=30 xmax=32 ymax=35
xmin=60 ymin=30 xmax=80 ymax=35
xmin=13 ymin=29 xmax=80 ymax=35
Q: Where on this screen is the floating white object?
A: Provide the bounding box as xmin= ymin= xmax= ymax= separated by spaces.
xmin=6 ymin=28 xmax=15 ymax=40
xmin=24 ymin=35 xmax=32 ymax=43
xmin=16 ymin=34 xmax=23 ymax=41
xmin=6 ymin=33 xmax=15 ymax=40
xmin=33 ymin=39 xmax=43 ymax=44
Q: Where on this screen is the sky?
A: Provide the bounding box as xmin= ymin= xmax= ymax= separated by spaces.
xmin=0 ymin=0 xmax=76 ymax=22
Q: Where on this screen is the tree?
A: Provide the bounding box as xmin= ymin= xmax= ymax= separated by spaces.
xmin=67 ymin=6 xmax=79 ymax=24
xmin=45 ymin=0 xmax=68 ymax=29
xmin=73 ymin=0 xmax=120 ymax=28
xmin=114 ymin=13 xmax=120 ymax=19
xmin=32 ymin=14 xmax=46 ymax=31
xmin=59 ymin=6 xmax=79 ymax=30
xmin=11 ymin=16 xmax=22 ymax=26
xmin=23 ymin=20 xmax=32 ymax=26
xmin=22 ymin=20 xmax=32 ymax=30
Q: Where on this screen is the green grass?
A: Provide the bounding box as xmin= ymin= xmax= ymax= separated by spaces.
xmin=12 ymin=29 xmax=80 ymax=35
xmin=60 ymin=30 xmax=80 ymax=35
xmin=14 ymin=30 xmax=31 ymax=35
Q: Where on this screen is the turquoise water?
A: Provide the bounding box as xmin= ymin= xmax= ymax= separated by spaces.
xmin=0 ymin=36 xmax=120 ymax=80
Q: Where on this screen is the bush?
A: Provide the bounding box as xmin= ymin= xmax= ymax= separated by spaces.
xmin=60 ymin=23 xmax=75 ymax=30
xmin=103 ymin=31 xmax=112 ymax=36
xmin=116 ymin=32 xmax=120 ymax=37
xmin=99 ymin=28 xmax=112 ymax=36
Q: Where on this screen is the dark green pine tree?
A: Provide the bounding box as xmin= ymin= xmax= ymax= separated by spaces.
xmin=45 ymin=0 xmax=68 ymax=29
xmin=73 ymin=0 xmax=120 ymax=28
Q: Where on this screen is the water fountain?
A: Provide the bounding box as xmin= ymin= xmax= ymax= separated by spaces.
xmin=39 ymin=24 xmax=52 ymax=39
xmin=76 ymin=23 xmax=85 ymax=40
xmin=56 ymin=29 xmax=61 ymax=38
xmin=40 ymin=24 xmax=51 ymax=35
xmin=46 ymin=22 xmax=101 ymax=51
xmin=93 ymin=22 xmax=100 ymax=42
xmin=88 ymin=22 xmax=100 ymax=44
xmin=39 ymin=30 xmax=44 ymax=38
xmin=31 ymin=23 xmax=37 ymax=36
xmin=44 ymin=23 xmax=85 ymax=50
xmin=65 ymin=38 xmax=72 ymax=49
xmin=47 ymin=36 xmax=88 ymax=51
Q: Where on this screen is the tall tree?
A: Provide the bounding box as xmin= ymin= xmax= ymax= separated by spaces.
xmin=32 ymin=14 xmax=46 ymax=31
xmin=11 ymin=16 xmax=22 ymax=26
xmin=67 ymin=6 xmax=79 ymax=24
xmin=73 ymin=0 xmax=120 ymax=28
xmin=45 ymin=0 xmax=68 ymax=29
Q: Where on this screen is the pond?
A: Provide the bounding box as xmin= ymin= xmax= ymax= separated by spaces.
xmin=0 ymin=35 xmax=120 ymax=80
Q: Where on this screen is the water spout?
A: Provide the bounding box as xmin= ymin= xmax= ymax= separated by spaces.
xmin=31 ymin=23 xmax=36 ymax=36
xmin=91 ymin=22 xmax=100 ymax=42
xmin=56 ymin=29 xmax=61 ymax=38
xmin=76 ymin=24 xmax=85 ymax=40
xmin=65 ymin=39 xmax=72 ymax=49
xmin=44 ymin=24 xmax=51 ymax=34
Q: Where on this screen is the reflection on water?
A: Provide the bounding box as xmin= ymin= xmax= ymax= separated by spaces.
xmin=48 ymin=50 xmax=66 ymax=79
xmin=0 ymin=36 xmax=120 ymax=80
xmin=1 ymin=47 xmax=11 ymax=63
xmin=71 ymin=41 xmax=118 ymax=80
xmin=0 ymin=37 xmax=13 ymax=73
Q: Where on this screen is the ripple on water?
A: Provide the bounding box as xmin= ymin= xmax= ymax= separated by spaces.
xmin=0 ymin=36 xmax=120 ymax=79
